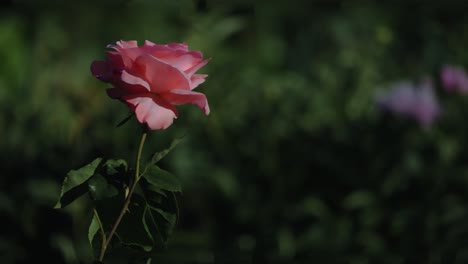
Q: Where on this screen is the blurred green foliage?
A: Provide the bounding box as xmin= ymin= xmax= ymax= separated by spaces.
xmin=2 ymin=1 xmax=468 ymax=263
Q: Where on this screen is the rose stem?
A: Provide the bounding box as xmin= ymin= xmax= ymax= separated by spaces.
xmin=98 ymin=126 xmax=148 ymax=262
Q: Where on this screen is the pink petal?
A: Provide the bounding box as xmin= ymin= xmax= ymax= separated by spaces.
xmin=103 ymin=71 xmax=150 ymax=97
xmin=118 ymin=48 xmax=145 ymax=69
xmin=107 ymin=40 xmax=138 ymax=52
xmin=185 ymin=58 xmax=211 ymax=77
xmin=106 ymin=81 xmax=149 ymax=98
xmin=140 ymin=41 xmax=205 ymax=72
xmin=102 ymin=72 xmax=151 ymax=99
xmin=116 ymin=40 xmax=138 ymax=48
xmin=158 ymin=51 xmax=203 ymax=71
xmin=141 ymin=42 xmax=178 ymax=53
xmin=134 ymin=54 xmax=191 ymax=93
xmin=124 ymin=94 xmax=178 ymax=130
xmin=161 ymin=89 xmax=210 ymax=115
xmin=167 ymin=42 xmax=188 ymax=51
xmin=121 ymin=70 xmax=150 ymax=91
xmin=140 ymin=46 xmax=202 ymax=71
xmin=190 ymin=74 xmax=208 ymax=90
xmin=144 ymin=40 xmax=156 ymax=46
xmin=91 ymin=60 xmax=111 ymax=81
xmin=142 ymin=42 xmax=167 ymax=51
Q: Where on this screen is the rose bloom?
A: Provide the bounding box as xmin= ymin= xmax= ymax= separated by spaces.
xmin=91 ymin=40 xmax=210 ymax=130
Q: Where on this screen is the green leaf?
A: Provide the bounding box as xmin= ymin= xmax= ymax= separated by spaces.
xmin=143 ymin=165 xmax=181 ymax=192
xmin=55 ymin=158 xmax=102 ymax=208
xmin=116 ymin=183 xmax=179 ymax=252
xmin=149 ymin=206 xmax=176 ymax=226
xmin=141 ymin=206 xmax=159 ymax=246
xmin=60 ymin=158 xmax=102 ymax=195
xmin=88 ymin=174 xmax=119 ymax=200
xmin=114 ymin=196 xmax=154 ymax=251
xmin=94 ymin=194 xmax=150 ymax=251
xmin=90 ymin=169 xmax=180 ymax=253
xmin=138 ymin=180 xmax=179 ymax=247
xmin=88 ymin=212 xmax=100 ymax=245
xmin=103 ymin=159 xmax=128 ymax=176
xmin=149 ymin=135 xmax=185 ymax=165
xmin=144 ymin=182 xmax=167 ymax=197
xmin=142 ymin=198 xmax=177 ymax=246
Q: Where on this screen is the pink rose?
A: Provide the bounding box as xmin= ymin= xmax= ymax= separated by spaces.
xmin=91 ymin=40 xmax=210 ymax=130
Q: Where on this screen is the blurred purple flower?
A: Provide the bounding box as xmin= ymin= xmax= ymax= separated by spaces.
xmin=376 ymin=78 xmax=441 ymax=128
xmin=440 ymin=65 xmax=468 ymax=93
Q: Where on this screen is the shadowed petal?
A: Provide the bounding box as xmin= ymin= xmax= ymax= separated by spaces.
xmin=121 ymin=70 xmax=150 ymax=91
xmin=161 ymin=89 xmax=210 ymax=115
xmin=91 ymin=60 xmax=111 ymax=81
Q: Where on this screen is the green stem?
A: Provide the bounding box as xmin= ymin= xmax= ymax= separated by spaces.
xmin=93 ymin=208 xmax=107 ymax=255
xmin=98 ymin=127 xmax=148 ymax=262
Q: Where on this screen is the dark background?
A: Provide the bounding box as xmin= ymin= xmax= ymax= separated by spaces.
xmin=2 ymin=1 xmax=468 ymax=263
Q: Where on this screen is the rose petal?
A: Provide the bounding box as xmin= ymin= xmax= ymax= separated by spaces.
xmin=142 ymin=42 xmax=181 ymax=52
xmin=121 ymin=70 xmax=151 ymax=91
xmin=134 ymin=54 xmax=191 ymax=93
xmin=161 ymin=89 xmax=210 ymax=115
xmin=167 ymin=42 xmax=188 ymax=51
xmin=157 ymin=51 xmax=203 ymax=71
xmin=190 ymin=74 xmax=208 ymax=90
xmin=144 ymin=40 xmax=156 ymax=46
xmin=124 ymin=94 xmax=178 ymax=130
xmin=118 ymin=48 xmax=145 ymax=69
xmin=140 ymin=40 xmax=188 ymax=51
xmin=185 ymin=58 xmax=211 ymax=77
xmin=117 ymin=40 xmax=138 ymax=48
xmin=141 ymin=45 xmax=203 ymax=71
xmin=103 ymin=70 xmax=150 ymax=97
xmin=91 ymin=60 xmax=110 ymax=80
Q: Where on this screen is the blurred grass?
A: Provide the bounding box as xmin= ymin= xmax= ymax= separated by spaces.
xmin=2 ymin=1 xmax=468 ymax=263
